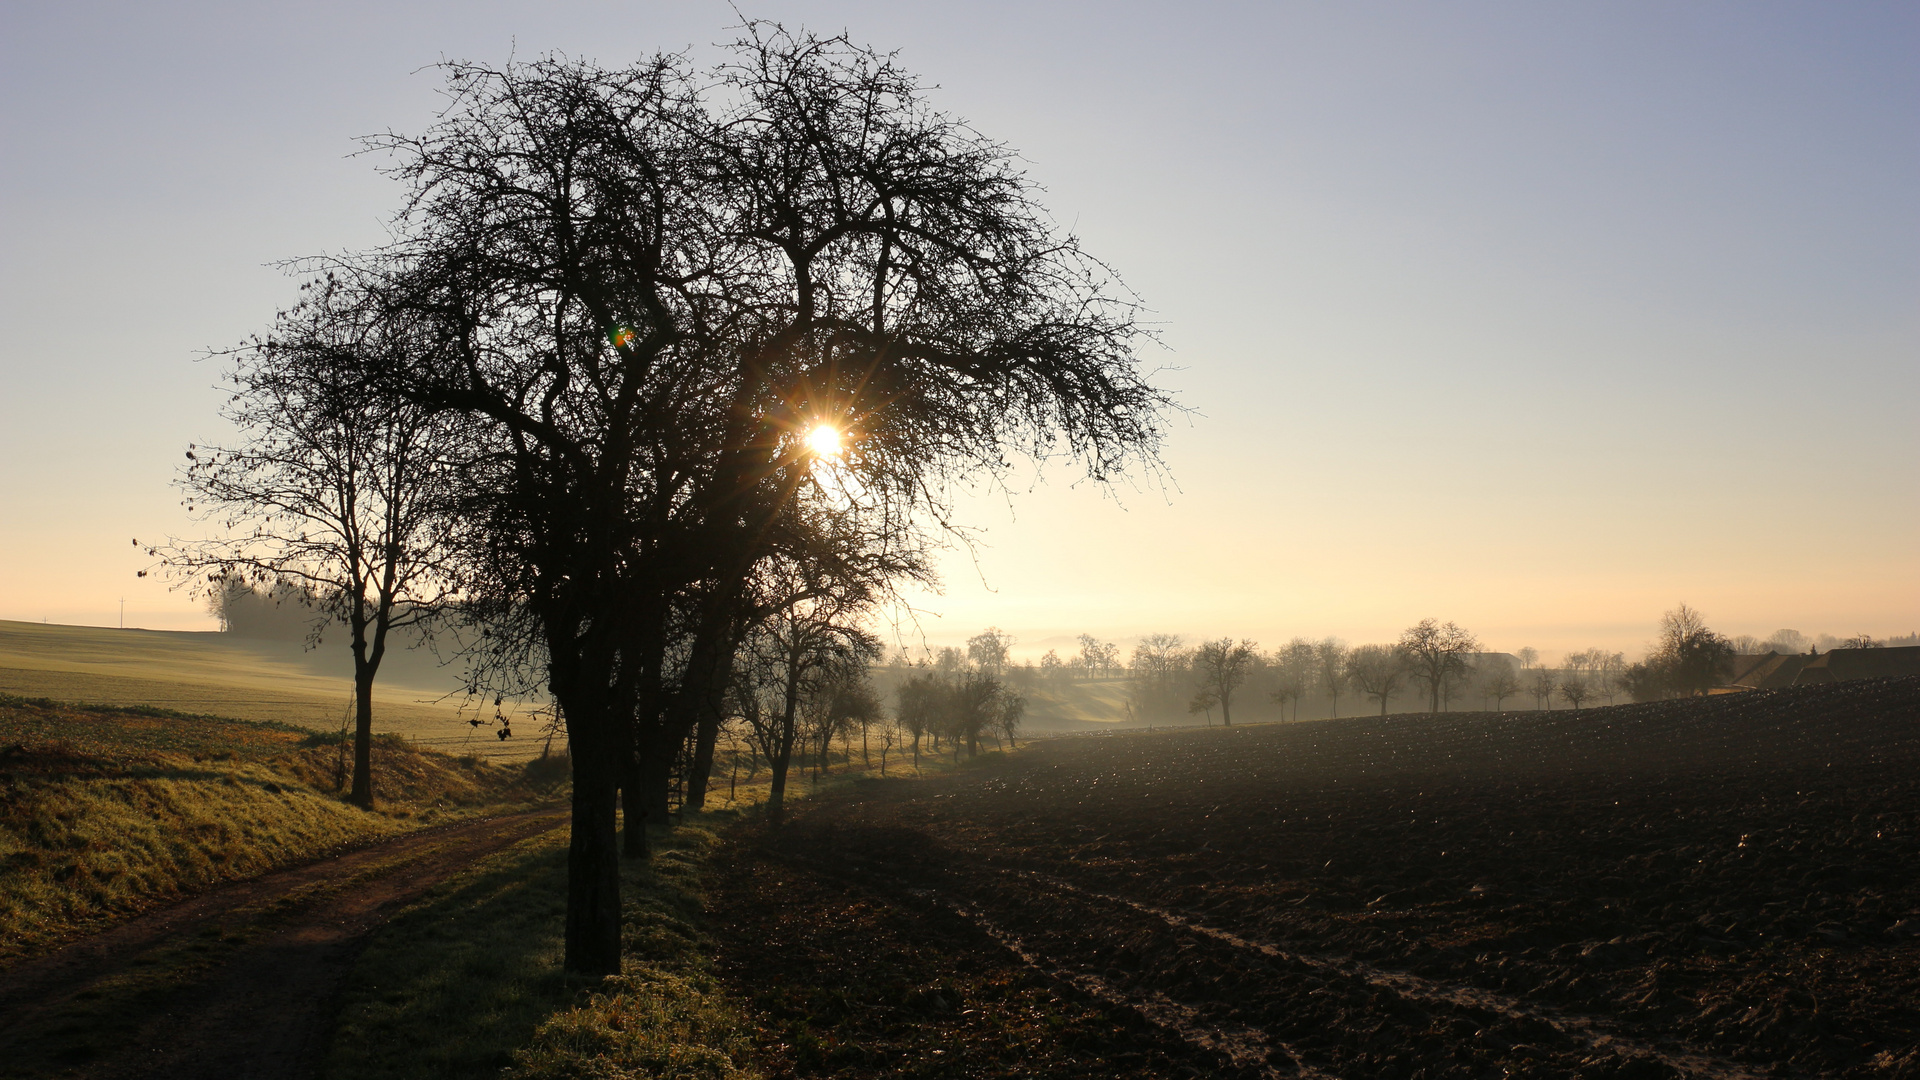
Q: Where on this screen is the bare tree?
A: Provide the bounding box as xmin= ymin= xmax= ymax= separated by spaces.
xmin=297 ymin=28 xmax=1168 ymax=976
xmin=1269 ymin=638 xmax=1315 ymax=722
xmin=1346 ymin=645 xmax=1409 ymax=716
xmin=805 ymin=664 xmax=884 ymax=781
xmin=735 ymin=594 xmax=881 ymax=825
xmin=1515 ymin=646 xmax=1539 ymax=670
xmin=1481 ymin=657 xmax=1522 ymax=711
xmin=1192 ymin=638 xmax=1258 ymax=726
xmin=1559 ymin=675 xmax=1591 ymax=709
xmin=1764 ymin=629 xmax=1811 ymax=654
xmin=875 ymin=717 xmax=901 ymax=775
xmin=1127 ymin=632 xmax=1187 ymax=719
xmin=1039 ymin=649 xmax=1067 ymax=684
xmin=1595 ymin=651 xmax=1626 ymax=704
xmin=1076 ymin=634 xmax=1120 ymax=680
xmin=967 ymin=627 xmax=1014 ymax=677
xmin=895 ymin=670 xmax=942 ymax=767
xmin=995 ymin=687 xmax=1026 ymax=749
xmin=1399 ymin=619 xmax=1479 ymax=714
xmin=1527 ymin=668 xmax=1558 ymax=710
xmin=1188 ymin=685 xmax=1219 ymax=725
xmin=1562 ymin=648 xmax=1595 ymax=686
xmin=149 ymin=286 xmax=456 ymax=810
xmin=1315 ymin=638 xmax=1350 ymax=718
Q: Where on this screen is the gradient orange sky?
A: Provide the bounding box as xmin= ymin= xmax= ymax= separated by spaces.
xmin=2 ymin=1 xmax=1914 ymax=662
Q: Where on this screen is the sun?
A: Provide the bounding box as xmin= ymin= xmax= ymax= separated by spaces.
xmin=803 ymin=424 xmax=844 ymax=459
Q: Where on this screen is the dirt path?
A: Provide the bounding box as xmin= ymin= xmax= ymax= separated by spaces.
xmin=0 ymin=805 xmax=568 ymax=1080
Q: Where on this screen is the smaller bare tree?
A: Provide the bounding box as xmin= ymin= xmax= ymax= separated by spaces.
xmin=1559 ymin=675 xmax=1591 ymax=709
xmin=1269 ymin=638 xmax=1315 ymax=721
xmin=1193 ymin=638 xmax=1258 ymax=726
xmin=1482 ymin=658 xmax=1522 ymax=711
xmin=967 ymin=627 xmax=1015 ymax=677
xmin=1315 ymin=638 xmax=1350 ymax=718
xmin=148 ymin=286 xmax=456 ymax=810
xmin=1527 ymin=667 xmax=1557 ymax=710
xmin=1346 ymin=644 xmax=1409 ymax=716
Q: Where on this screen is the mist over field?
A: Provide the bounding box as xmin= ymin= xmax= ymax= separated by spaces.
xmin=0 ymin=5 xmax=1915 ymax=1079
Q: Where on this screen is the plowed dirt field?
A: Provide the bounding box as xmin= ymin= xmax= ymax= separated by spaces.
xmin=712 ymin=677 xmax=1920 ymax=1079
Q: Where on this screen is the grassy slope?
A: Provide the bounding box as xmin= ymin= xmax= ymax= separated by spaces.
xmin=0 ymin=619 xmax=540 ymax=762
xmin=0 ymin=694 xmax=560 ymax=962
xmin=1015 ymin=678 xmax=1137 ymax=729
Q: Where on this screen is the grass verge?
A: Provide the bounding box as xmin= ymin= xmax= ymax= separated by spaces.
xmin=0 ymin=694 xmax=563 ymax=962
xmin=323 ymin=812 xmax=759 ymax=1080
xmin=321 ymin=749 xmax=1024 ymax=1080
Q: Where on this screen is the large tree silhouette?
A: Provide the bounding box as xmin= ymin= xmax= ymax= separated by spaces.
xmin=296 ymin=27 xmax=1168 ymax=975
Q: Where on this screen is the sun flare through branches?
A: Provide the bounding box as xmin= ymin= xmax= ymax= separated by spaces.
xmin=803 ymin=424 xmax=845 ymax=460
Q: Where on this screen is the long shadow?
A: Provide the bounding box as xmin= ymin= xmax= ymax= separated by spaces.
xmin=319 ymin=833 xmax=575 ymax=1079
xmin=320 ymin=818 xmax=721 ymax=1080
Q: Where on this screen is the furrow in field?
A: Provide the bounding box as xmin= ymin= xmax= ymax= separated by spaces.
xmin=991 ymin=866 xmax=1766 ymax=1080
xmin=912 ymin=888 xmax=1317 ymax=1079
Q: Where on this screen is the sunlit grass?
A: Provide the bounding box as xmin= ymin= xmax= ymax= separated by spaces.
xmin=0 ymin=619 xmax=539 ymax=762
xmin=0 ymin=695 xmax=554 ymax=962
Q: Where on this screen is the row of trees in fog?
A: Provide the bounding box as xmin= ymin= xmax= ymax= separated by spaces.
xmin=943 ymin=604 xmax=1898 ymax=727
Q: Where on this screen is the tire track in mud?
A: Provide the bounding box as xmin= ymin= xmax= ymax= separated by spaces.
xmin=760 ymin=845 xmax=1295 ymax=1077
xmin=916 ymin=888 xmax=1325 ymax=1079
xmin=988 ymin=865 xmax=1767 ymax=1080
xmin=791 ymin=840 xmax=1761 ymax=1080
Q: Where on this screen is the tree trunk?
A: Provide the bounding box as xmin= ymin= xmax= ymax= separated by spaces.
xmin=620 ymin=750 xmax=650 ymax=859
xmin=685 ymin=707 xmax=721 ymax=810
xmin=564 ymin=720 xmax=622 ymax=976
xmin=1220 ymin=689 xmax=1233 ymax=727
xmin=767 ymin=704 xmax=797 ymax=826
xmin=638 ymin=731 xmax=674 ymax=825
xmin=349 ymin=658 xmax=376 ymax=810
xmin=347 ymin=608 xmax=386 ymax=811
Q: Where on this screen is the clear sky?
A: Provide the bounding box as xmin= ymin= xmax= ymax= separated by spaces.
xmin=2 ymin=1 xmax=1914 ymax=661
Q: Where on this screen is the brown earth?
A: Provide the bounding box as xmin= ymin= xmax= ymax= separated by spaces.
xmin=0 ymin=805 xmax=567 ymax=1080
xmin=710 ymin=677 xmax=1920 ymax=1079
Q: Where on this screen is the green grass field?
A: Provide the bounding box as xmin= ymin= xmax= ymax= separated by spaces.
xmin=0 ymin=620 xmax=544 ymax=762
xmin=0 ymin=694 xmax=558 ymax=961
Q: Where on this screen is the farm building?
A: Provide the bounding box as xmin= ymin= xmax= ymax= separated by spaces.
xmin=1793 ymin=645 xmax=1920 ymax=684
xmin=1723 ymin=646 xmax=1920 ymax=691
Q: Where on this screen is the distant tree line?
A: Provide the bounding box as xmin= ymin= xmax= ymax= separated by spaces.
xmin=944 ymin=602 xmax=1899 ymax=727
